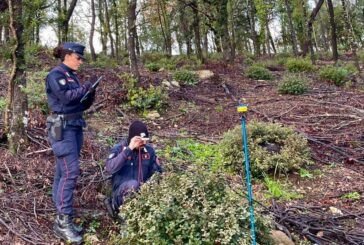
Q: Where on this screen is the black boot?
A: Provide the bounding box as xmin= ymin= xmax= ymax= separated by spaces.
xmin=103 ymin=197 xmax=117 ymax=218
xmin=53 ymin=214 xmax=83 ymax=244
xmin=71 ymin=217 xmax=83 ymax=234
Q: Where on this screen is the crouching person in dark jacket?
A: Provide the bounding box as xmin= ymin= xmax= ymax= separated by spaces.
xmin=104 ymin=121 xmax=161 ymax=218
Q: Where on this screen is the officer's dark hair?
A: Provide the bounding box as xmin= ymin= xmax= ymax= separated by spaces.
xmin=53 ymin=45 xmax=73 ymax=61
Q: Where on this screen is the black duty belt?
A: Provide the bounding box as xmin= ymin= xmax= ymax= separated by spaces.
xmin=53 ymin=112 xmax=83 ymax=121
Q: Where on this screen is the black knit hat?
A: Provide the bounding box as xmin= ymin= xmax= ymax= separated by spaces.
xmin=127 ymin=120 xmax=149 ymax=144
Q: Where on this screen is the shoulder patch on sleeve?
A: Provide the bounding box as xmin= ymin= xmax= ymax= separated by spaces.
xmin=58 ymin=79 xmax=66 ymax=86
xmin=108 ymin=153 xmax=116 ymax=159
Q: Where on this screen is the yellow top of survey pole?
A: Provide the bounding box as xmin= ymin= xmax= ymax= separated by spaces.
xmin=237 ymin=104 xmax=248 ymax=113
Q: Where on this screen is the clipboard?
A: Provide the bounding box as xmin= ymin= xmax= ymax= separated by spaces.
xmin=80 ymin=76 xmax=103 ymax=103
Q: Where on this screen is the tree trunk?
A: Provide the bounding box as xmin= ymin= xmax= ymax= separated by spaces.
xmin=89 ymin=0 xmax=96 ymax=61
xmin=104 ymin=0 xmax=115 ymax=58
xmin=284 ymin=0 xmax=298 ymax=56
xmin=265 ymin=22 xmax=270 ymax=56
xmin=341 ymin=0 xmax=360 ymax=72
xmin=300 ymin=0 xmax=308 ymax=52
xmin=60 ymin=0 xmax=78 ymax=42
xmin=248 ymin=0 xmax=259 ymax=55
xmin=303 ymin=0 xmax=324 ymax=63
xmin=229 ymin=0 xmax=236 ymax=60
xmin=157 ymin=0 xmax=172 ymax=56
xmin=191 ymin=0 xmax=204 ymax=63
xmin=203 ymin=31 xmax=208 ymax=54
xmin=135 ymin=28 xmax=140 ymax=57
xmin=267 ymin=26 xmax=276 ymax=54
xmin=111 ymin=0 xmax=120 ymax=61
xmin=327 ymin=0 xmax=338 ymax=61
xmin=127 ymin=0 xmax=139 ymax=80
xmin=217 ymin=0 xmax=233 ymax=63
xmin=98 ymin=0 xmax=107 ymax=55
xmin=5 ymin=0 xmax=28 ymax=153
xmin=179 ymin=2 xmax=192 ymax=56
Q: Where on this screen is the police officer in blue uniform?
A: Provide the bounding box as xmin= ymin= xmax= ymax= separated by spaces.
xmin=104 ymin=121 xmax=162 ymax=218
xmin=46 ymin=42 xmax=97 ymax=243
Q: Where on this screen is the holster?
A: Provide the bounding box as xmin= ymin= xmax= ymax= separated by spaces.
xmin=46 ymin=114 xmax=64 ymax=141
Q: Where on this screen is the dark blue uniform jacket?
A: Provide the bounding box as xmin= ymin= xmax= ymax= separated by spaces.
xmin=106 ymin=140 xmax=162 ymax=193
xmin=45 ymin=63 xmax=91 ymax=127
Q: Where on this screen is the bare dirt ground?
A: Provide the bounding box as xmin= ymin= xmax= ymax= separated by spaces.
xmin=0 ymin=57 xmax=363 ymax=244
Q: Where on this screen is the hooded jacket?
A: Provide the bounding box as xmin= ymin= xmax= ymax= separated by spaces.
xmin=105 ymin=140 xmax=161 ymax=193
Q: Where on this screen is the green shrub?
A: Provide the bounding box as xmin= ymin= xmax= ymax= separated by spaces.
xmin=21 ymin=71 xmax=48 ymax=113
xmin=285 ymin=58 xmax=314 ymax=72
xmin=264 ymin=176 xmax=303 ymax=200
xmin=145 ymin=62 xmax=161 ymax=72
xmin=218 ymin=121 xmax=312 ymax=177
xmin=246 ymin=65 xmax=273 ymax=80
xmin=173 ymin=69 xmax=198 ymax=85
xmin=25 ymin=43 xmax=43 ymax=67
xmin=141 ymin=52 xmax=169 ymax=63
xmin=0 ymin=97 xmax=6 ymax=112
xmin=244 ymin=56 xmax=255 ymax=66
xmin=278 ymin=74 xmax=309 ymax=95
xmin=208 ymin=52 xmax=224 ymax=61
xmin=161 ymin=139 xmax=222 ymax=171
xmin=91 ymin=54 xmax=118 ymax=68
xmin=0 ymin=44 xmax=12 ymax=61
xmin=121 ymin=73 xmax=168 ymax=111
xmin=173 ymin=55 xmax=202 ymax=70
xmin=161 ymin=58 xmax=177 ymax=70
xmin=111 ymin=170 xmax=273 ymax=244
xmin=274 ymin=53 xmax=293 ymax=66
xmin=319 ymin=66 xmax=349 ymax=86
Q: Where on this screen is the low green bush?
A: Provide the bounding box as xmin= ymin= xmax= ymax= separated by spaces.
xmin=121 ymin=73 xmax=168 ymax=111
xmin=173 ymin=55 xmax=202 ymax=70
xmin=173 ymin=69 xmax=198 ymax=85
xmin=319 ymin=66 xmax=349 ymax=86
xmin=0 ymin=44 xmax=12 ymax=61
xmin=218 ymin=121 xmax=312 ymax=177
xmin=145 ymin=62 xmax=161 ymax=72
xmin=141 ymin=52 xmax=170 ymax=63
xmin=25 ymin=43 xmax=44 ymax=67
xmin=246 ymin=65 xmax=274 ymax=80
xmin=278 ymin=74 xmax=309 ymax=95
xmin=111 ymin=170 xmax=273 ymax=244
xmin=264 ymin=176 xmax=303 ymax=200
xmin=161 ymin=139 xmax=222 ymax=171
xmin=285 ymin=58 xmax=314 ymax=73
xmin=91 ymin=54 xmax=118 ymax=69
xmin=22 ymin=71 xmax=49 ymax=113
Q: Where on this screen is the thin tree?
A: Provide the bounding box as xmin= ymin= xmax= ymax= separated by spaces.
xmin=284 ymin=0 xmax=298 ymax=56
xmin=127 ymin=0 xmax=140 ymax=80
xmin=341 ymin=0 xmax=360 ymax=72
xmin=303 ymin=0 xmax=324 ymax=63
xmin=98 ymin=0 xmax=107 ymax=55
xmin=248 ymin=0 xmax=259 ymax=55
xmin=104 ymin=0 xmax=115 ymax=58
xmin=327 ymin=0 xmax=338 ymax=62
xmin=111 ymin=0 xmax=121 ymax=61
xmin=90 ymin=0 xmax=97 ymax=61
xmin=59 ymin=0 xmax=78 ymax=42
xmin=5 ymin=0 xmax=28 ymax=153
xmin=191 ymin=0 xmax=204 ymax=63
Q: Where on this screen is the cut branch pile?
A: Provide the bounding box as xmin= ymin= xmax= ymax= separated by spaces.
xmin=271 ymin=201 xmax=364 ymax=245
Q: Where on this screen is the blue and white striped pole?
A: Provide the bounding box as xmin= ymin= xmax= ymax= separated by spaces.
xmin=237 ymin=104 xmax=256 ymax=245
